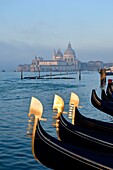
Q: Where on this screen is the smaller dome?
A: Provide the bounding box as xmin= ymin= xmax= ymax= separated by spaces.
xmin=56 ymin=49 xmax=63 ymax=57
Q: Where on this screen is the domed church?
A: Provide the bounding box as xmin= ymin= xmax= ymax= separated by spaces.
xmin=53 ymin=49 xmax=63 ymax=60
xmin=53 ymin=42 xmax=77 ymax=65
xmin=18 ymin=42 xmax=79 ymax=72
xmin=63 ymin=42 xmax=76 ymax=64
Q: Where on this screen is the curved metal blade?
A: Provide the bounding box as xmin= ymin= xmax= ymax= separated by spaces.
xmin=28 ymin=96 xmax=43 ymax=119
xmin=69 ymin=92 xmax=79 ymax=107
xmin=53 ymin=94 xmax=64 ymax=111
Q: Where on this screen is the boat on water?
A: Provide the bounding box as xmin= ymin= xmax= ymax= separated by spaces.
xmin=105 ymin=67 xmax=113 ymax=75
xmin=98 ymin=67 xmax=113 ymax=76
xmin=55 ymin=112 xmax=113 ymax=153
xmin=53 ymin=92 xmax=113 ymax=133
xmin=27 ymin=96 xmax=113 ymax=170
xmin=52 ymin=94 xmax=113 ymax=152
xmin=101 ymin=89 xmax=113 ymax=102
xmin=106 ymin=79 xmax=113 ymax=100
xmin=91 ymin=89 xmax=113 ymax=116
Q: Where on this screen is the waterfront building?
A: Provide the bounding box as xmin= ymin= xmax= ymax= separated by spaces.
xmin=30 ymin=42 xmax=79 ymax=72
xmin=63 ymin=42 xmax=76 ymax=64
xmin=53 ymin=49 xmax=63 ymax=60
xmin=17 ymin=42 xmax=79 ymax=72
xmin=17 ymin=64 xmax=30 ymax=72
xmin=17 ymin=42 xmax=106 ymax=72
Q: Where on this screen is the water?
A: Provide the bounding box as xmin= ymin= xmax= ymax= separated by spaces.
xmin=0 ymin=71 xmax=113 ymax=170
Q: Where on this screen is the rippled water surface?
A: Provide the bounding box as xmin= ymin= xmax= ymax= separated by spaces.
xmin=0 ymin=71 xmax=113 ymax=170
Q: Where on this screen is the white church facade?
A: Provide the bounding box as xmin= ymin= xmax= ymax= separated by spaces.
xmin=17 ymin=42 xmax=80 ymax=72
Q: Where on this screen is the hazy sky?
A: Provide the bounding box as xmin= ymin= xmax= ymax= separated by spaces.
xmin=0 ymin=0 xmax=113 ymax=70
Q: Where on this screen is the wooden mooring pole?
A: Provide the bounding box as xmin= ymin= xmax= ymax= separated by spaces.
xmin=79 ymin=69 xmax=81 ymax=80
xmin=38 ymin=66 xmax=40 ymax=78
xmin=50 ymin=68 xmax=52 ymax=76
xmin=100 ymin=68 xmax=106 ymax=87
xmin=21 ymin=70 xmax=23 ymax=80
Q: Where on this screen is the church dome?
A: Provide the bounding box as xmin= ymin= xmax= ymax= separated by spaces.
xmin=56 ymin=49 xmax=63 ymax=57
xmin=64 ymin=42 xmax=75 ymax=56
xmin=53 ymin=49 xmax=63 ymax=60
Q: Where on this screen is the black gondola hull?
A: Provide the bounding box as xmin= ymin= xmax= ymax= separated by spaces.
xmin=57 ymin=114 xmax=113 ymax=153
xmin=33 ymin=120 xmax=113 ymax=170
xmin=91 ymin=89 xmax=113 ymax=116
xmin=74 ymin=107 xmax=113 ymax=134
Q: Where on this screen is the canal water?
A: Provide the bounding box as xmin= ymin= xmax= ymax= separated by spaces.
xmin=0 ymin=71 xmax=113 ymax=170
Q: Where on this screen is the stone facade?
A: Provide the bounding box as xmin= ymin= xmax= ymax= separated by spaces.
xmin=17 ymin=42 xmax=79 ymax=72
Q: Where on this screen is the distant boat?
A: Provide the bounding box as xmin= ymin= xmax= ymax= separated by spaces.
xmin=106 ymin=67 xmax=113 ymax=75
xmin=98 ymin=67 xmax=113 ymax=75
xmin=2 ymin=70 xmax=5 ymax=72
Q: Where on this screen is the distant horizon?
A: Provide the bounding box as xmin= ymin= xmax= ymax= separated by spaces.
xmin=0 ymin=0 xmax=113 ymax=70
xmin=1 ymin=53 xmax=113 ymax=72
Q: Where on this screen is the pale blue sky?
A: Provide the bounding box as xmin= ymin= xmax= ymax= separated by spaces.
xmin=0 ymin=0 xmax=113 ymax=70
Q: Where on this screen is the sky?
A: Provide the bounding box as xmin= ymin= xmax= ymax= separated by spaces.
xmin=0 ymin=0 xmax=113 ymax=70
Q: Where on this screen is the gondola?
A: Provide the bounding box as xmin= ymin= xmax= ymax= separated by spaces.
xmin=101 ymin=89 xmax=113 ymax=102
xmin=101 ymin=79 xmax=113 ymax=102
xmin=28 ymin=96 xmax=113 ymax=170
xmin=53 ymin=92 xmax=113 ymax=134
xmin=106 ymin=87 xmax=113 ymax=100
xmin=91 ymin=89 xmax=113 ymax=116
xmin=56 ymin=112 xmax=113 ymax=152
xmin=106 ymin=80 xmax=113 ymax=100
xmin=53 ymin=94 xmax=113 ymax=153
